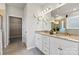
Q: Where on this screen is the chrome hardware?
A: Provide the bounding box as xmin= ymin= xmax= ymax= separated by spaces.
xmin=58 ymin=48 xmax=63 ymax=50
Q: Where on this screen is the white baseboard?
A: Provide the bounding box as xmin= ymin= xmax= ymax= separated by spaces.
xmin=27 ymin=46 xmax=35 ymax=50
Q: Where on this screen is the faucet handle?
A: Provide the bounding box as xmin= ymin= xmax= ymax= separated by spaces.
xmin=65 ymin=32 xmax=71 ymax=36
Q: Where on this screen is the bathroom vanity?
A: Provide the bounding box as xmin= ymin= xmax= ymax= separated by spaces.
xmin=35 ymin=31 xmax=79 ymax=55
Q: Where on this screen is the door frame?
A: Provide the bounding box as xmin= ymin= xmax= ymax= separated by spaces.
xmin=8 ymin=16 xmax=22 ymax=44
xmin=0 ymin=15 xmax=4 ymax=54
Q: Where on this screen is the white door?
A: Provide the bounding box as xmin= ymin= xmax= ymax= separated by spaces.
xmin=50 ymin=37 xmax=59 ymax=55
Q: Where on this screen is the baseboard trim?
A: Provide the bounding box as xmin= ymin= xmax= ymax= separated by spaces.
xmin=27 ymin=46 xmax=35 ymax=50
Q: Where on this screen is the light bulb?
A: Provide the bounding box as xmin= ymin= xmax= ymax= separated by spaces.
xmin=41 ymin=11 xmax=43 ymax=14
xmin=44 ymin=10 xmax=46 ymax=12
xmin=46 ymin=8 xmax=49 ymax=11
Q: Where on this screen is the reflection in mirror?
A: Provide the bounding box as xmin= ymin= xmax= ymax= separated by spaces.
xmin=66 ymin=10 xmax=79 ymax=29
xmin=51 ymin=19 xmax=66 ymax=32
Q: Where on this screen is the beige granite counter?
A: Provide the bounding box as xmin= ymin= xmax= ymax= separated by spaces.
xmin=35 ymin=31 xmax=79 ymax=43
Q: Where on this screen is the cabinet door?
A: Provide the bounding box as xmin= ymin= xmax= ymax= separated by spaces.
xmin=35 ymin=34 xmax=42 ymax=51
xmin=42 ymin=35 xmax=50 ymax=55
xmin=63 ymin=49 xmax=78 ymax=55
xmin=62 ymin=40 xmax=79 ymax=55
xmin=50 ymin=37 xmax=64 ymax=55
xmin=50 ymin=37 xmax=79 ymax=55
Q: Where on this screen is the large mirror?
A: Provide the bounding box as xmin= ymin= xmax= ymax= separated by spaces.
xmin=51 ymin=18 xmax=66 ymax=32
xmin=66 ymin=10 xmax=79 ymax=29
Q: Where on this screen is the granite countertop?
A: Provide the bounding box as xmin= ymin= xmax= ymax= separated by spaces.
xmin=35 ymin=31 xmax=79 ymax=43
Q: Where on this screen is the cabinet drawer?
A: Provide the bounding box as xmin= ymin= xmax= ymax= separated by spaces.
xmin=42 ymin=38 xmax=49 ymax=46
xmin=63 ymin=50 xmax=78 ymax=55
xmin=63 ymin=47 xmax=78 ymax=51
xmin=42 ymin=40 xmax=49 ymax=51
xmin=62 ymin=40 xmax=79 ymax=51
xmin=42 ymin=41 xmax=49 ymax=46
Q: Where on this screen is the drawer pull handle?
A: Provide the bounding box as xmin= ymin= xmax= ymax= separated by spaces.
xmin=58 ymin=48 xmax=63 ymax=50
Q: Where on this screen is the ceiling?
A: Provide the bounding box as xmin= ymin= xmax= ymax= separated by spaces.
xmin=6 ymin=3 xmax=60 ymax=9
xmin=7 ymin=3 xmax=58 ymax=9
xmin=7 ymin=3 xmax=26 ymax=9
xmin=51 ymin=3 xmax=79 ymax=17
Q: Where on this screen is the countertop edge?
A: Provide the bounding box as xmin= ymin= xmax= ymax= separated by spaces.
xmin=35 ymin=31 xmax=79 ymax=43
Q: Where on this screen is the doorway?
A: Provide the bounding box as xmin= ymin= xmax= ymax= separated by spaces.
xmin=0 ymin=15 xmax=4 ymax=54
xmin=9 ymin=16 xmax=22 ymax=43
xmin=4 ymin=16 xmax=26 ymax=54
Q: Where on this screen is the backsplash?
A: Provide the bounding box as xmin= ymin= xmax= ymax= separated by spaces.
xmin=67 ymin=29 xmax=79 ymax=35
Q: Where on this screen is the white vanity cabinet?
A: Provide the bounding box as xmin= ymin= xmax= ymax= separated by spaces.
xmin=35 ymin=33 xmax=79 ymax=55
xmin=42 ymin=35 xmax=50 ymax=55
xmin=50 ymin=37 xmax=79 ymax=55
xmin=35 ymin=34 xmax=42 ymax=51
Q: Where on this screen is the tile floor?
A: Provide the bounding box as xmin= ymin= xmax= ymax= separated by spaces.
xmin=5 ymin=48 xmax=44 ymax=55
xmin=3 ymin=40 xmax=44 ymax=55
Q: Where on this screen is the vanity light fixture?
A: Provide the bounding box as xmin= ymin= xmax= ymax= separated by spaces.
xmin=41 ymin=11 xmax=44 ymax=14
xmin=40 ymin=7 xmax=53 ymax=16
xmin=46 ymin=8 xmax=49 ymax=11
xmin=44 ymin=10 xmax=46 ymax=12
